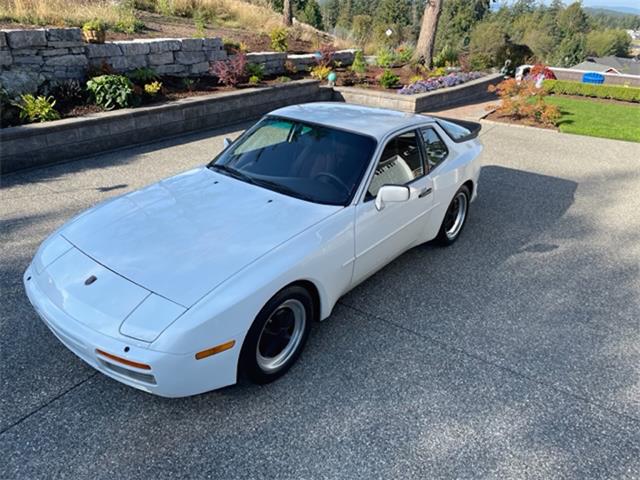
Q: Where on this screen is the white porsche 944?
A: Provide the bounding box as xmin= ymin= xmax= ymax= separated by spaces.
xmin=24 ymin=103 xmax=483 ymax=397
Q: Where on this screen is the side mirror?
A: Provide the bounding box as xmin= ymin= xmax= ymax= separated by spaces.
xmin=223 ymin=137 xmax=233 ymax=149
xmin=375 ymin=185 xmax=410 ymax=211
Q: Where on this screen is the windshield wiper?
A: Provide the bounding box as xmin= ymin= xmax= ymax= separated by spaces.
xmin=250 ymin=178 xmax=316 ymax=203
xmin=209 ymin=164 xmax=256 ymax=184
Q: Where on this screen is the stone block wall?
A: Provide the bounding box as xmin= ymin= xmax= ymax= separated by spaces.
xmin=1 ymin=27 xmax=358 ymax=96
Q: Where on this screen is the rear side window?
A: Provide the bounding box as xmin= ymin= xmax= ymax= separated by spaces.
xmin=437 ymin=119 xmax=471 ymax=141
xmin=420 ymin=128 xmax=448 ymax=170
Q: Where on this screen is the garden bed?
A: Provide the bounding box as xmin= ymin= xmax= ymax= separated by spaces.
xmin=0 ymin=79 xmax=331 ymax=173
xmin=333 ymin=73 xmax=502 ymax=113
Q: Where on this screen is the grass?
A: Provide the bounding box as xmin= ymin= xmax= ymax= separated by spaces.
xmin=546 ymin=96 xmax=640 ymax=143
xmin=0 ymin=0 xmax=284 ymax=32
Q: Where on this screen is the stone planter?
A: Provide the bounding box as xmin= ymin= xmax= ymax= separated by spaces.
xmin=1 ymin=79 xmax=332 ymax=173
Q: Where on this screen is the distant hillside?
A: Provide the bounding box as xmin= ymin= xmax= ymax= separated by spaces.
xmin=586 ymin=6 xmax=640 ymax=17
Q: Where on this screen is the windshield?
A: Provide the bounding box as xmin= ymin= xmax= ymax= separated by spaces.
xmin=209 ymin=117 xmax=377 ymax=205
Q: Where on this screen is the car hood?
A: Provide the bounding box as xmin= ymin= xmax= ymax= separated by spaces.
xmin=61 ymin=167 xmax=341 ymax=307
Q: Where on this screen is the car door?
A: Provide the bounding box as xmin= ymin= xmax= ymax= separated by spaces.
xmin=352 ymin=128 xmax=436 ymax=285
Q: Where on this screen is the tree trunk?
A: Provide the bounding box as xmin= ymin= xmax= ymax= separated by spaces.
xmin=414 ymin=0 xmax=443 ymax=66
xmin=283 ymin=0 xmax=293 ymax=26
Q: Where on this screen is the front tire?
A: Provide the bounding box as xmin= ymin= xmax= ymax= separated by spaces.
xmin=239 ymin=285 xmax=314 ymax=384
xmin=435 ymin=185 xmax=470 ymax=246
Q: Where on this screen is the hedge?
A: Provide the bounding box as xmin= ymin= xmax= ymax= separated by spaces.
xmin=543 ymin=80 xmax=640 ymax=103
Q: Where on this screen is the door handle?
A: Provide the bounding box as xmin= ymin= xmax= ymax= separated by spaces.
xmin=418 ymin=187 xmax=433 ymax=198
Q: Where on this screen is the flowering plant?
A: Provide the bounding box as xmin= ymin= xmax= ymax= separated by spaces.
xmin=399 ymin=72 xmax=484 ymax=95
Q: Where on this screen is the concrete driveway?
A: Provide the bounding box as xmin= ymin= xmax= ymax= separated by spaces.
xmin=1 ymin=121 xmax=639 ymax=479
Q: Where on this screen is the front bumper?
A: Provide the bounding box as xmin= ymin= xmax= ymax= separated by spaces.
xmin=24 ymin=265 xmax=239 ymax=397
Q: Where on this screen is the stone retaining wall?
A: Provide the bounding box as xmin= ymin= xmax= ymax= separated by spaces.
xmin=1 ymin=27 xmax=358 ymax=95
xmin=1 ymin=80 xmax=332 ymax=173
xmin=333 ymin=73 xmax=503 ymax=113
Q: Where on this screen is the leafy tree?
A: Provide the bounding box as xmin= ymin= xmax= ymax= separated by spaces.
xmin=435 ymin=0 xmax=493 ymax=51
xmin=374 ymin=0 xmax=412 ymax=44
xmin=351 ymin=14 xmax=373 ymax=48
xmin=557 ymin=2 xmax=589 ymax=36
xmin=298 ymin=0 xmax=323 ymax=30
xmin=550 ymin=34 xmax=587 ymax=67
xmin=586 ymin=29 xmax=631 ymax=57
xmin=322 ymin=0 xmax=340 ymax=29
xmin=468 ymin=21 xmax=507 ymax=69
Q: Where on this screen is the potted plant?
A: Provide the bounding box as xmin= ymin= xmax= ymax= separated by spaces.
xmin=83 ymin=19 xmax=107 ymax=44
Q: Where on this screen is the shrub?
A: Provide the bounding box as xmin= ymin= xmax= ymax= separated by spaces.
xmin=315 ymin=44 xmax=336 ymax=68
xmin=16 ymin=94 xmax=60 ymax=123
xmin=427 ymin=67 xmax=447 ymax=78
xmin=211 ymin=54 xmax=247 ymax=87
xmin=350 ymin=50 xmax=367 ymax=75
xmin=395 ymin=43 xmax=414 ymax=64
xmin=144 ymin=81 xmax=162 ymax=96
xmin=82 ymin=18 xmax=107 ymax=33
xmin=284 ymin=60 xmax=297 ymax=75
xmin=489 ymin=78 xmax=560 ymax=127
xmin=351 ymin=14 xmax=373 ymax=48
xmin=270 ymin=27 xmax=288 ymax=52
xmin=277 ymin=76 xmax=292 ymax=83
xmin=376 ymin=47 xmax=395 ymax=68
xmin=378 ymin=69 xmax=399 ymax=89
xmin=86 ymin=75 xmax=134 ymax=110
xmin=182 ymin=78 xmax=197 ymax=91
xmin=245 ymin=63 xmax=264 ymax=81
xmin=223 ymin=39 xmax=245 ymax=55
xmin=433 ymin=45 xmax=458 ymax=68
xmin=127 ymin=67 xmax=158 ymax=85
xmin=310 ymin=65 xmax=331 ymax=80
xmin=47 ymin=80 xmax=85 ymax=105
xmin=543 ymin=80 xmax=640 ymax=103
xmin=409 ymin=74 xmax=424 ymax=84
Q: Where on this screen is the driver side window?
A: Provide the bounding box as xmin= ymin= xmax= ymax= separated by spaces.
xmin=367 ymin=130 xmax=424 ymax=198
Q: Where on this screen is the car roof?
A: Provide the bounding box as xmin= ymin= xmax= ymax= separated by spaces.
xmin=269 ymin=102 xmax=434 ymax=139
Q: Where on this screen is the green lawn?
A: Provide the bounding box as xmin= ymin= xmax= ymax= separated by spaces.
xmin=546 ymin=96 xmax=640 ymax=143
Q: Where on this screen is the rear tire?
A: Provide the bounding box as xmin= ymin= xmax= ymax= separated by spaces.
xmin=435 ymin=185 xmax=470 ymax=246
xmin=239 ymin=285 xmax=314 ymax=384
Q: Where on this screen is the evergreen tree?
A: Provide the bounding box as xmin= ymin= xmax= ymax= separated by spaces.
xmin=322 ymin=0 xmax=340 ymax=30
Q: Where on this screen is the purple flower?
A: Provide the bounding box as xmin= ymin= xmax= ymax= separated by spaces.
xmin=399 ymin=71 xmax=484 ymax=95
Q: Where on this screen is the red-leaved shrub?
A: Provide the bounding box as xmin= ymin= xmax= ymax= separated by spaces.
xmin=210 ymin=54 xmax=247 ymax=87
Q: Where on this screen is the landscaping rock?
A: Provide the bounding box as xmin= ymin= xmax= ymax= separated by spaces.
xmin=0 ymin=49 xmax=12 ymax=67
xmin=190 ymin=61 xmax=210 ymax=75
xmin=203 ymin=38 xmax=223 ymax=50
xmin=175 ymin=51 xmax=206 ymax=65
xmin=0 ymin=70 xmax=45 ymax=96
xmin=180 ymin=39 xmax=203 ymax=51
xmin=45 ymin=54 xmax=88 ymax=67
xmin=40 ymin=48 xmax=70 ymax=57
xmin=206 ymin=50 xmax=227 ymax=62
xmin=148 ymin=39 xmax=181 ymax=53
xmin=48 ymin=41 xmax=85 ymax=48
xmin=124 ymin=54 xmax=148 ymax=69
xmin=117 ymin=41 xmax=150 ymax=56
xmin=149 ymin=51 xmax=174 ymax=66
xmin=6 ymin=29 xmax=47 ymax=49
xmin=154 ymin=64 xmax=187 ymax=75
xmin=13 ymin=56 xmax=44 ymax=65
xmin=86 ymin=43 xmax=122 ymax=58
xmin=10 ymin=48 xmax=39 ymax=56
xmin=46 ymin=28 xmax=82 ymax=43
xmin=0 ymin=32 xmax=6 ymax=48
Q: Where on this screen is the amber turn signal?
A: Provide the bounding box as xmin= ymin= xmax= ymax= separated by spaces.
xmin=96 ymin=349 xmax=151 ymax=370
xmin=195 ymin=340 xmax=236 ymax=360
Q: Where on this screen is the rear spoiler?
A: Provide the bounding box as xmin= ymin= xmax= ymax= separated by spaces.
xmin=431 ymin=116 xmax=482 ymax=143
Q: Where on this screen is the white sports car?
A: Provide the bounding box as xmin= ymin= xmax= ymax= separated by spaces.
xmin=24 ymin=103 xmax=482 ymax=397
